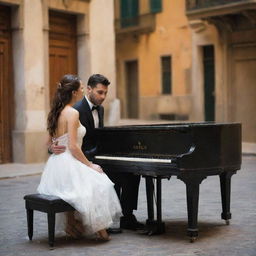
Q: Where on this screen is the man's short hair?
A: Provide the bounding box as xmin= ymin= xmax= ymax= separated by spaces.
xmin=87 ymin=74 xmax=110 ymax=88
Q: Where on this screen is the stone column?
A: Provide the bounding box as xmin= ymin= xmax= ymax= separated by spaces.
xmin=12 ymin=0 xmax=48 ymax=163
xmin=89 ymin=0 xmax=119 ymax=125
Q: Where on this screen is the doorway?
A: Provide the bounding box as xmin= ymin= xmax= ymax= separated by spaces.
xmin=125 ymin=60 xmax=139 ymax=118
xmin=0 ymin=5 xmax=13 ymax=163
xmin=49 ymin=11 xmax=77 ymax=101
xmin=203 ymin=45 xmax=215 ymax=121
xmin=232 ymin=45 xmax=256 ymax=143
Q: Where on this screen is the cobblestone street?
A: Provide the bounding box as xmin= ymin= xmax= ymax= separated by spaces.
xmin=0 ymin=156 xmax=255 ymax=256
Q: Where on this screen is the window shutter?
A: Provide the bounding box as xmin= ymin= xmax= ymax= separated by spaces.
xmin=150 ymin=0 xmax=162 ymax=13
xmin=120 ymin=0 xmax=139 ymax=27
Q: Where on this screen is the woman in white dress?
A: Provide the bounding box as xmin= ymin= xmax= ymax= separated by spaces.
xmin=37 ymin=74 xmax=121 ymax=241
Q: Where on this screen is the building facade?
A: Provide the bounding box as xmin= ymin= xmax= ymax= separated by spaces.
xmin=1 ymin=0 xmax=255 ymax=163
xmin=115 ymin=0 xmax=192 ymax=121
xmin=115 ymin=0 xmax=256 ymax=151
xmin=0 ymin=0 xmax=117 ymax=163
xmin=186 ymin=0 xmax=256 ymax=151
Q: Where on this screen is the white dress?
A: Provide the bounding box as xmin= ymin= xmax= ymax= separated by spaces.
xmin=37 ymin=124 xmax=122 ymax=235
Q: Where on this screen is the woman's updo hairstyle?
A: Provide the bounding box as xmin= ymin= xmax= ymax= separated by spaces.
xmin=47 ymin=74 xmax=81 ymax=137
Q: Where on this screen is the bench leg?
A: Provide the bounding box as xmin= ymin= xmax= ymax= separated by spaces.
xmin=47 ymin=212 xmax=56 ymax=247
xmin=26 ymin=209 xmax=33 ymax=240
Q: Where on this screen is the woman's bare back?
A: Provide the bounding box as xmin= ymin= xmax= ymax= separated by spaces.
xmin=54 ymin=106 xmax=79 ymax=138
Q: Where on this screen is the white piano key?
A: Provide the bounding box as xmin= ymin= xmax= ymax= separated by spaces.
xmin=95 ymin=155 xmax=172 ymax=163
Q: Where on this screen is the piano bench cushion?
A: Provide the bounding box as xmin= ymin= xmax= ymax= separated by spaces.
xmin=24 ymin=193 xmax=75 ymax=212
xmin=25 ymin=193 xmax=69 ymax=206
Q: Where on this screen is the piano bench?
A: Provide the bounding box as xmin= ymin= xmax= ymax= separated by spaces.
xmin=24 ymin=193 xmax=75 ymax=247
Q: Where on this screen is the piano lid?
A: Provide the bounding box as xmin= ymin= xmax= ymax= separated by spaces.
xmin=95 ymin=123 xmax=195 ymax=158
xmin=100 ymin=122 xmax=241 ymax=130
xmin=95 ymin=122 xmax=242 ymax=170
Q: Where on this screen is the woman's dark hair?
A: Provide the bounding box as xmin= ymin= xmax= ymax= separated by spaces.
xmin=47 ymin=74 xmax=81 ymax=137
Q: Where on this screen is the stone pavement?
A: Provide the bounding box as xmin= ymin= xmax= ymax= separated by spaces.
xmin=0 ymin=163 xmax=44 ymax=180
xmin=0 ymin=156 xmax=256 ymax=256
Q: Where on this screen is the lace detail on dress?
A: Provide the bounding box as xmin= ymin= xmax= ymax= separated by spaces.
xmin=53 ymin=124 xmax=86 ymax=150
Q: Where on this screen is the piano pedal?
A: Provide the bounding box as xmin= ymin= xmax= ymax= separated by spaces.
xmin=145 ymin=221 xmax=165 ymax=236
xmin=147 ymin=230 xmax=154 ymax=236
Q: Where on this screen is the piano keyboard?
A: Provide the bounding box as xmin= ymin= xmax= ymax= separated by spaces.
xmin=95 ymin=155 xmax=172 ymax=163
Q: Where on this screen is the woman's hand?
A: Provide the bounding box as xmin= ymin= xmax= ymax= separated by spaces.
xmin=89 ymin=163 xmax=104 ymax=173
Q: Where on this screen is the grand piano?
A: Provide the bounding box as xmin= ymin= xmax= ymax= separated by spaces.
xmin=94 ymin=122 xmax=242 ymax=242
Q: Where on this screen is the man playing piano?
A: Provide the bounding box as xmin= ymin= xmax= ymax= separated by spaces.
xmin=50 ymin=74 xmax=144 ymax=233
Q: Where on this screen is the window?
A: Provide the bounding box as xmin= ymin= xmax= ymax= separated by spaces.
xmin=161 ymin=56 xmax=172 ymax=94
xmin=120 ymin=0 xmax=139 ymax=27
xmin=150 ymin=0 xmax=162 ymax=13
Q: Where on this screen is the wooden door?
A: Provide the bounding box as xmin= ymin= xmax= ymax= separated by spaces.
xmin=125 ymin=60 xmax=139 ymax=118
xmin=49 ymin=11 xmax=77 ymax=101
xmin=203 ymin=45 xmax=215 ymax=121
xmin=232 ymin=45 xmax=256 ymax=143
xmin=0 ymin=5 xmax=13 ymax=163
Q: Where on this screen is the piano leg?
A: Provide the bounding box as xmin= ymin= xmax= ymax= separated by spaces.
xmin=179 ymin=174 xmax=206 ymax=242
xmin=156 ymin=177 xmax=165 ymax=234
xmin=145 ymin=177 xmax=154 ymax=225
xmin=145 ymin=177 xmax=165 ymax=235
xmin=219 ymin=170 xmax=237 ymax=225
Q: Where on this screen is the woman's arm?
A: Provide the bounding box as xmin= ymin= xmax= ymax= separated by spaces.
xmin=67 ymin=110 xmax=91 ymax=165
xmin=67 ymin=109 xmax=103 ymax=173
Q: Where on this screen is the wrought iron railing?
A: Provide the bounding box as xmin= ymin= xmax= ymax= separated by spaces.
xmin=186 ymin=0 xmax=247 ymax=11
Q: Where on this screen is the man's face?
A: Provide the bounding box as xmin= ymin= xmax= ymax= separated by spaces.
xmin=87 ymin=83 xmax=108 ymax=106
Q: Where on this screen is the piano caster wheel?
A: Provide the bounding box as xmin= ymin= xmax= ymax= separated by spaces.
xmin=190 ymin=237 xmax=196 ymax=243
xmin=225 ymin=220 xmax=230 ymax=225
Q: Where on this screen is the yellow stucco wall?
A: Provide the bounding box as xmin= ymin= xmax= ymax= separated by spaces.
xmin=116 ymin=0 xmax=192 ymax=118
xmin=116 ymin=0 xmax=192 ymax=95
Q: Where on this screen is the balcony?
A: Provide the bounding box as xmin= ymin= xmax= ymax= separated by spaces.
xmin=186 ymin=0 xmax=256 ymax=20
xmin=115 ymin=13 xmax=156 ymax=37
